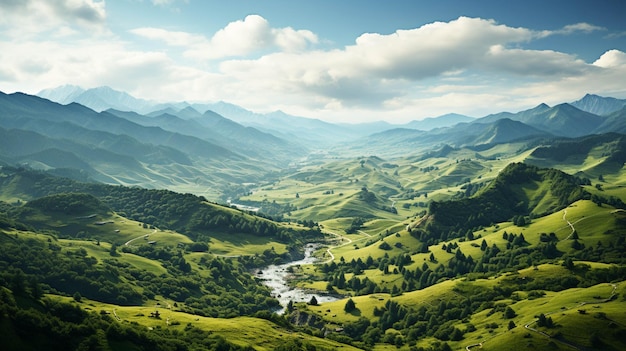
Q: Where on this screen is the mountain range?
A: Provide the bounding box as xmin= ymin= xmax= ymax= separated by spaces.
xmin=2 ymin=86 xmax=626 ymax=351
xmin=0 ymin=86 xmax=623 ymax=199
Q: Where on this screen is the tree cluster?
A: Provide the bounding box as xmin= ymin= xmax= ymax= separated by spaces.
xmin=0 ymin=288 xmax=253 ymax=351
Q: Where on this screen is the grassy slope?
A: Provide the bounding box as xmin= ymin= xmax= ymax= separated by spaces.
xmin=4 ymin=135 xmax=626 ymax=350
xmin=476 ymin=281 xmax=626 ymax=351
xmin=29 ymin=295 xmax=362 ymax=351
xmin=299 ymin=196 xmax=626 ymax=343
xmin=306 ymin=270 xmax=626 ymax=351
xmin=326 ymin=197 xmax=624 ymax=270
xmin=242 ymin=144 xmax=536 ymax=225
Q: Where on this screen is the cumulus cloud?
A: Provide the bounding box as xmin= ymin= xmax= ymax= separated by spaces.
xmin=219 ymin=16 xmax=601 ymax=107
xmin=133 ymin=15 xmax=318 ymax=59
xmin=484 ymin=45 xmax=591 ymax=76
xmin=1 ymin=11 xmax=624 ymax=123
xmin=593 ymin=49 xmax=626 ymax=68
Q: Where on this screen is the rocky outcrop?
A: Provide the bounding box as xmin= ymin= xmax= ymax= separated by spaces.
xmin=288 ymin=310 xmax=324 ymax=329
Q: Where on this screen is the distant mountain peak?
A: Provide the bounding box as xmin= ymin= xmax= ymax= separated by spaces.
xmin=531 ymin=103 xmax=551 ymax=112
xmin=37 ymin=84 xmax=85 ymax=104
xmin=404 ymin=113 xmax=474 ymax=131
xmin=36 ymin=85 xmax=157 ymax=113
xmin=571 ymin=93 xmax=626 ymax=116
xmin=176 ymin=106 xmax=202 ymax=119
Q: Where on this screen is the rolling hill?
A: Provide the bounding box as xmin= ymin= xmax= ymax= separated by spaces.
xmin=1 ymin=87 xmax=624 ymax=350
xmin=423 ymin=162 xmax=595 ymax=240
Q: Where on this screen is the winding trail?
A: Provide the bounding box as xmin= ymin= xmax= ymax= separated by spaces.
xmin=465 ymin=342 xmax=481 ymax=350
xmin=321 ymin=230 xmax=352 ymax=264
xmin=523 ymin=284 xmax=618 ymax=350
xmin=125 ymin=229 xmax=158 ymax=246
xmin=562 ymin=210 xmax=576 ymax=240
xmin=112 ymin=308 xmax=121 ymax=322
xmin=357 ymin=230 xmax=372 ymax=237
xmin=466 ymin=283 xmax=618 ymax=351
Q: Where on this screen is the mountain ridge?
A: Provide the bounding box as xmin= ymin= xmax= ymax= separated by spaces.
xmin=570 ymin=93 xmax=626 ymax=116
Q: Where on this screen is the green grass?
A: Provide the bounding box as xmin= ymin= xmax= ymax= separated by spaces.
xmin=207 ymin=233 xmax=288 ymax=256
xmin=305 ymin=270 xmax=626 ymax=351
xmin=474 ymin=281 xmax=626 ymax=351
xmin=53 ymin=296 xmax=362 ymax=351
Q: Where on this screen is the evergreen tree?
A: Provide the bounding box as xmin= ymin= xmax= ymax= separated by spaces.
xmin=504 ymin=306 xmax=516 ymax=319
xmin=344 ymin=298 xmax=356 ymax=313
xmin=109 ymin=243 xmax=119 ymax=257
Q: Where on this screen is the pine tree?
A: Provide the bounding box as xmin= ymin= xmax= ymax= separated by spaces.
xmin=480 ymin=239 xmax=488 ymax=251
xmin=504 ymin=306 xmax=516 ymax=319
xmin=344 ymin=298 xmax=356 ymax=313
xmin=286 ymin=300 xmax=294 ymax=312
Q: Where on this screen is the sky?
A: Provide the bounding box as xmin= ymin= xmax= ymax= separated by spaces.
xmin=0 ymin=0 xmax=625 ymax=124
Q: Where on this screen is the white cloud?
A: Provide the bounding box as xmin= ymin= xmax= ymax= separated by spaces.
xmin=1 ymin=11 xmax=624 ymax=124
xmin=0 ymin=0 xmax=106 ymax=36
xmin=217 ymin=16 xmax=604 ymax=110
xmin=557 ymin=22 xmax=605 ymax=34
xmin=484 ymin=45 xmax=591 ymax=76
xmin=133 ymin=14 xmax=318 ymax=59
xmin=130 ymin=27 xmax=208 ymax=47
xmin=593 ymin=49 xmax=626 ymax=68
xmin=534 ymin=22 xmax=605 ymax=39
xmin=213 ymin=15 xmax=625 ymax=122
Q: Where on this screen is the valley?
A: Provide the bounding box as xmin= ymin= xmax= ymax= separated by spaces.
xmin=1 ymin=89 xmax=626 ymax=351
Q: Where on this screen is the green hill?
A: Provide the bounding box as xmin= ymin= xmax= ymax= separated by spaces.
xmin=422 ymin=162 xmax=598 ymax=242
xmin=0 ymin=167 xmax=322 ymax=248
xmin=526 ymin=133 xmax=626 ymax=177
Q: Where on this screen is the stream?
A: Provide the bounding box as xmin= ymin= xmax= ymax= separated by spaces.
xmin=256 ymin=244 xmax=340 ymax=314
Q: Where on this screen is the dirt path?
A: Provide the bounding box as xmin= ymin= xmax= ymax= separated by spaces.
xmin=466 ymin=283 xmax=618 ymax=351
xmin=112 ymin=308 xmax=121 ymax=321
xmin=321 ymin=230 xmax=353 ymax=264
xmin=521 ymin=283 xmax=618 ymax=350
xmin=465 ymin=342 xmax=482 ymax=350
xmin=124 ymin=229 xmax=157 ymax=246
xmin=357 ymin=230 xmax=372 ymax=237
xmin=562 ymin=210 xmax=576 ymax=240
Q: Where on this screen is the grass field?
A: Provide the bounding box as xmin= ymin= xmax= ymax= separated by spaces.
xmin=51 ymin=295 xmax=363 ymax=351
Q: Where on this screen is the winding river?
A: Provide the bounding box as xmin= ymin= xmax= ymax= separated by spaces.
xmin=257 ymin=244 xmax=340 ymax=314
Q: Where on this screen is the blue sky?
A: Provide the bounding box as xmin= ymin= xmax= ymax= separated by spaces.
xmin=0 ymin=0 xmax=625 ymax=123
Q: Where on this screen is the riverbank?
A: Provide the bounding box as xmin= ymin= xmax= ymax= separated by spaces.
xmin=256 ymin=244 xmax=341 ymax=314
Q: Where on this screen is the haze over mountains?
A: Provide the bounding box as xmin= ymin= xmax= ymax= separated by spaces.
xmin=0 ymin=86 xmax=623 ymax=200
